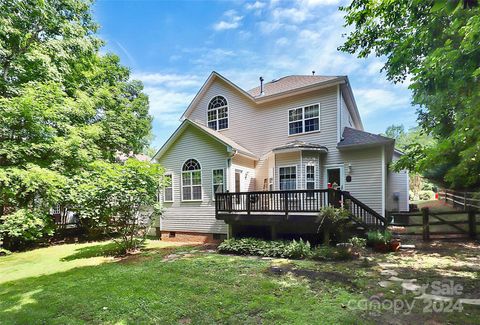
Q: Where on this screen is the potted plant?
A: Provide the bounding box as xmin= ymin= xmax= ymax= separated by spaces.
xmin=367 ymin=230 xmax=393 ymax=253
xmin=390 ymin=237 xmax=401 ymax=251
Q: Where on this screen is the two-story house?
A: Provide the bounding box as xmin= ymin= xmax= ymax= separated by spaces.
xmin=153 ymin=72 xmax=409 ymax=242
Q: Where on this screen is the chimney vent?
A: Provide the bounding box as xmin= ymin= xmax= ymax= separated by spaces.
xmin=259 ymin=76 xmax=264 ymax=96
xmin=312 ymin=70 xmax=315 ymax=76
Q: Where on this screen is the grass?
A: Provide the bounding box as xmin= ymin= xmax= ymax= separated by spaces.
xmin=1 ymin=239 xmax=479 ymax=324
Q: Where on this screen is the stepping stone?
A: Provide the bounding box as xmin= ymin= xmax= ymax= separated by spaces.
xmin=388 ymin=276 xmax=417 ymax=283
xmin=378 ymin=281 xmax=393 ymax=288
xmin=400 ymin=244 xmax=415 ymax=250
xmin=261 ymin=257 xmax=274 ymax=260
xmin=459 ymin=299 xmax=480 ymax=306
xmin=415 ymin=293 xmax=453 ymax=302
xmin=401 ymin=282 xmax=422 ymax=291
xmin=380 ymin=269 xmax=398 ymax=276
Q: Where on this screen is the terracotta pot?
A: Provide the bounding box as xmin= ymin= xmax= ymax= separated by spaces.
xmin=390 ymin=239 xmax=401 ymax=252
xmin=373 ymin=242 xmax=389 ymax=253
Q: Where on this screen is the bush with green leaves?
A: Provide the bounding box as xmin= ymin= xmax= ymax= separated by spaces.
xmin=317 ymin=206 xmax=351 ymax=244
xmin=218 ymin=238 xmax=312 ymax=259
xmin=366 ymin=230 xmax=393 ymax=246
xmin=0 ymin=209 xmax=55 ymax=250
xmin=69 ymin=159 xmax=164 ymax=254
xmin=348 ymin=236 xmax=367 ymax=248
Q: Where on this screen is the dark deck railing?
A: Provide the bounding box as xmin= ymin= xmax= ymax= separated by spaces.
xmin=215 ymin=189 xmax=386 ymax=227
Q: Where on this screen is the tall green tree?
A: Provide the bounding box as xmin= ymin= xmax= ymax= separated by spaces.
xmin=0 ymin=0 xmax=153 ymax=249
xmin=340 ymin=0 xmax=480 ymax=189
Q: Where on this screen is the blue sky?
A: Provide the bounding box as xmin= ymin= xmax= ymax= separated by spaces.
xmin=93 ymin=0 xmax=418 ymax=149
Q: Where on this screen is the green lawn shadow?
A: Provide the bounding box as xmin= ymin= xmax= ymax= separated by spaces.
xmin=60 ymin=242 xmax=121 ymax=261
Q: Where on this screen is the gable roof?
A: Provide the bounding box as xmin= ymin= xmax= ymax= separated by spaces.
xmin=247 ymin=75 xmax=340 ymax=98
xmin=337 ymin=127 xmax=394 ymax=149
xmin=153 ymin=119 xmax=258 ymax=161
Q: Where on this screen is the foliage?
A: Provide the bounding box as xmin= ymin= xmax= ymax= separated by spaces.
xmin=348 ymin=236 xmax=367 ymax=248
xmin=311 ymin=246 xmax=354 ymax=261
xmin=0 ymin=0 xmax=153 ymax=249
xmin=0 ymin=247 xmax=11 ymax=256
xmin=0 ymin=209 xmax=55 ymax=249
xmin=218 ymin=238 xmax=312 ymax=259
xmin=317 ymin=207 xmax=351 ymax=244
xmin=419 ymin=190 xmax=436 ymax=201
xmin=366 ymin=230 xmax=393 ymax=245
xmin=340 ymin=0 xmax=480 ymax=189
xmin=69 ymin=159 xmax=163 ymax=254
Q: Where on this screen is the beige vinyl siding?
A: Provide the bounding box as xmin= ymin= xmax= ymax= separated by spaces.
xmin=188 ymin=79 xmax=341 ymax=165
xmin=156 ymin=125 xmax=228 ymax=234
xmin=342 ymin=147 xmax=384 ymax=216
xmin=230 ymin=154 xmax=256 ymax=192
xmin=302 ymin=152 xmax=322 ymax=189
xmin=387 ymin=153 xmax=409 ymax=212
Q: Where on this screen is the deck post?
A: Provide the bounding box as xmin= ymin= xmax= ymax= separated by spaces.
xmin=284 ymin=192 xmax=289 ymax=217
xmin=468 ymin=209 xmax=476 ymax=239
xmin=270 ymin=225 xmax=277 ymax=240
xmin=422 ymin=207 xmax=430 ymax=241
xmin=246 ymin=193 xmax=251 ymax=215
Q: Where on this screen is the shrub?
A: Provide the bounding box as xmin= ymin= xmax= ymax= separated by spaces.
xmin=419 ymin=190 xmax=435 ymax=201
xmin=348 ymin=236 xmax=366 ymax=248
xmin=0 ymin=248 xmax=12 ymax=256
xmin=317 ymin=206 xmax=351 ymax=244
xmin=311 ymin=246 xmax=353 ymax=261
xmin=0 ymin=209 xmax=55 ymax=250
xmin=366 ymin=230 xmax=393 ymax=245
xmin=218 ymin=238 xmax=311 ymax=259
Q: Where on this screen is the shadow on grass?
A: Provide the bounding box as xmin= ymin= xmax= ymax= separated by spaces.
xmin=60 ymin=242 xmax=121 ymax=261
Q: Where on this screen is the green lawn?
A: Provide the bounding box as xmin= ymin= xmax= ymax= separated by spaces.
xmin=1 ymin=239 xmax=479 ymax=324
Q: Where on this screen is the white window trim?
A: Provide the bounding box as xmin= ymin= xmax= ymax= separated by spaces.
xmin=181 ymin=159 xmax=203 ymax=202
xmin=305 ymin=164 xmax=316 ymax=190
xmin=207 ymin=94 xmax=229 ymax=131
xmin=287 ymin=103 xmax=321 ymax=136
xmin=212 ymin=168 xmax=225 ymax=201
xmin=163 ymin=173 xmax=174 ymax=202
xmin=278 ymin=165 xmax=297 ymax=191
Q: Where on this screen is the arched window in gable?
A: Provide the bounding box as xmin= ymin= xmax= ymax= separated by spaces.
xmin=207 ymin=96 xmax=228 ymax=130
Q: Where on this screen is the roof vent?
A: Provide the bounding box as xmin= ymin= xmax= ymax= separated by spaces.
xmin=259 ymin=76 xmax=264 ymax=96
xmin=312 ymin=70 xmax=315 ymax=76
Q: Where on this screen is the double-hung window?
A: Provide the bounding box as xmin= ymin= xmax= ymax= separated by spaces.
xmin=288 ymin=104 xmax=320 ymax=135
xmin=182 ymin=159 xmax=202 ymax=201
xmin=212 ymin=169 xmax=225 ymax=195
xmin=306 ymin=165 xmax=315 ymax=190
xmin=279 ymin=166 xmax=297 ymax=190
xmin=207 ymin=96 xmax=228 ymax=130
xmin=163 ymin=174 xmax=173 ymax=202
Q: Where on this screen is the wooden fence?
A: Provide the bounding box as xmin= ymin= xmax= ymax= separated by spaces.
xmin=390 ymin=207 xmax=478 ymax=240
xmin=438 ymin=189 xmax=480 ymax=210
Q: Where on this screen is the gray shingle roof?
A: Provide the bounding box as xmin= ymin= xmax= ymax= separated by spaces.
xmin=273 ymin=140 xmax=328 ymax=153
xmin=338 ymin=127 xmax=394 ymax=149
xmin=247 ymin=75 xmax=340 ymax=97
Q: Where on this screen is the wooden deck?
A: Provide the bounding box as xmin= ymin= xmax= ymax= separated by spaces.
xmin=215 ymin=189 xmax=386 ymax=228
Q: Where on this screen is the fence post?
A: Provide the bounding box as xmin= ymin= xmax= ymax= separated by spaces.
xmin=468 ymin=209 xmax=476 ymax=239
xmin=422 ymin=207 xmax=430 ymax=241
xmin=444 ymin=189 xmax=448 ymax=204
xmin=464 ymin=192 xmax=467 ymax=211
xmin=246 ymin=193 xmax=251 ymax=215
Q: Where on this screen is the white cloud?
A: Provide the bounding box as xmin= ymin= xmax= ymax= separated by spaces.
xmin=131 ymin=72 xmax=202 ymax=88
xmin=302 ymin=0 xmax=343 ymax=7
xmin=275 ymin=37 xmax=289 ymax=46
xmin=245 ymin=1 xmax=266 ymax=10
xmin=354 ymin=88 xmax=411 ymax=116
xmin=213 ymin=10 xmax=243 ymax=31
xmin=272 ymin=7 xmax=310 ymax=23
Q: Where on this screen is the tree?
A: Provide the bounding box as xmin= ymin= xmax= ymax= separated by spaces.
xmin=340 ymin=0 xmax=480 ymax=189
xmin=0 ymin=0 xmax=152 ymax=249
xmin=384 ymin=124 xmax=405 ymax=141
xmin=70 ymin=159 xmax=163 ymax=254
